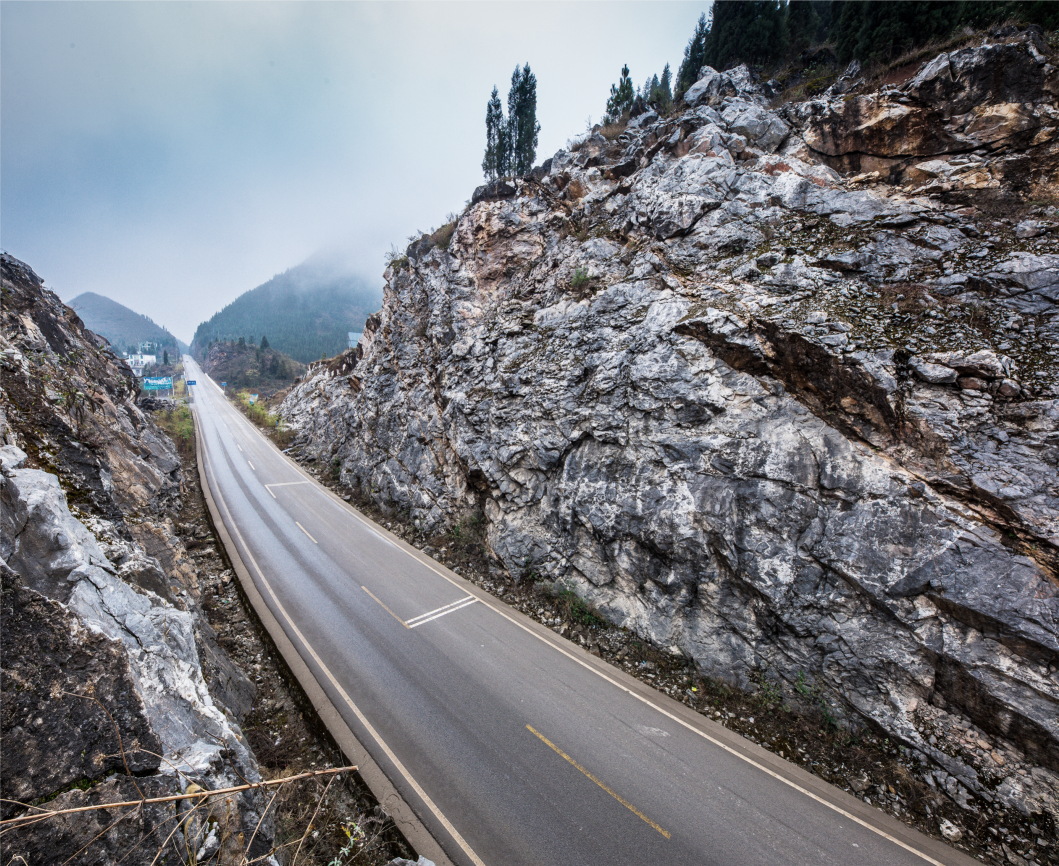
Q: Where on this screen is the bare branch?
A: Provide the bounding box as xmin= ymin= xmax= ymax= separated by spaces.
xmin=0 ymin=766 xmax=357 ymax=829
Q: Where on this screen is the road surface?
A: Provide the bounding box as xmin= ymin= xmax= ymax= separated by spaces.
xmin=185 ymin=357 xmax=978 ymax=866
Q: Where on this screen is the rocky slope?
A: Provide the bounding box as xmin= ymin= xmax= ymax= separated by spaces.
xmin=0 ymin=253 xmax=271 ymax=863
xmin=280 ymin=28 xmax=1059 ymax=853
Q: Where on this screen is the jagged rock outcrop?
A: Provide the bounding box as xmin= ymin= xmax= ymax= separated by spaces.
xmin=280 ymin=30 xmax=1058 ymax=841
xmin=793 ymin=27 xmax=1059 ymax=192
xmin=0 ymin=254 xmax=272 ymax=863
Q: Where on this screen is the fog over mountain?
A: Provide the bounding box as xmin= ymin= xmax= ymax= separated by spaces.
xmin=1 ymin=1 xmax=701 ymax=341
xmin=69 ymin=291 xmax=183 ymax=355
xmin=190 ymin=250 xmax=381 ymax=364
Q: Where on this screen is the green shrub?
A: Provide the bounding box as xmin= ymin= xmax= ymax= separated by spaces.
xmin=570 ymin=267 xmax=591 ymax=289
xmin=155 ymin=405 xmax=195 ymax=457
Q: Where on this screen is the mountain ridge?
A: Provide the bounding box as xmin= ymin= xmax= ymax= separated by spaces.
xmin=190 ymin=256 xmax=381 ymax=364
xmin=68 ymin=290 xmax=183 ymax=355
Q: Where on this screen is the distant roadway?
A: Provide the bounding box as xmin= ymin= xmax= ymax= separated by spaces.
xmin=185 ymin=356 xmax=979 ymax=866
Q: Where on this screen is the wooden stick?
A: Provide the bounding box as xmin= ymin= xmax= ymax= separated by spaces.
xmin=0 ymin=766 xmax=357 ymax=828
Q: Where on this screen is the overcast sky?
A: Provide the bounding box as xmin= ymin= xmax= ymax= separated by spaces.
xmin=2 ymin=1 xmax=705 ymax=341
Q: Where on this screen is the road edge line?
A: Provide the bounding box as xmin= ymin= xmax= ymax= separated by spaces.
xmin=192 ymin=397 xmax=460 ymax=866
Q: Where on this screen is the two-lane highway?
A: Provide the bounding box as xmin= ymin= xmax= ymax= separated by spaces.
xmin=185 ymin=356 xmax=978 ymax=866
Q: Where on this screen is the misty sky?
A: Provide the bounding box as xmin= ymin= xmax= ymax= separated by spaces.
xmin=2 ymin=1 xmax=705 ymax=341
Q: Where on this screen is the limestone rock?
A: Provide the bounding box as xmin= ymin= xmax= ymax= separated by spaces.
xmin=282 ymin=30 xmax=1059 ymax=833
xmin=0 ymin=255 xmax=270 ymax=861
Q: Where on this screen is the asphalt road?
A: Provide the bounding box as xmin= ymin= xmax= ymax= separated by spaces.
xmin=186 ymin=357 xmax=980 ymax=866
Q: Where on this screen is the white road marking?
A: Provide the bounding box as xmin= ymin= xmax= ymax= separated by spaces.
xmin=414 ymin=565 xmax=949 ymax=865
xmin=264 ymin=481 xmax=309 ymax=499
xmin=200 ymin=445 xmax=487 ymax=866
xmin=406 ymin=596 xmax=477 ymax=629
xmin=295 ymin=521 xmax=318 ymax=544
xmin=237 ymin=443 xmax=243 ymax=451
xmin=247 ymin=459 xmax=255 ymax=470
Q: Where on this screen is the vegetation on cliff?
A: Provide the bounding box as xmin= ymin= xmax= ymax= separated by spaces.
xmin=481 ymin=63 xmax=540 ymax=180
xmin=677 ymin=0 xmax=1058 ymax=94
xmin=202 ymin=336 xmax=306 ymax=393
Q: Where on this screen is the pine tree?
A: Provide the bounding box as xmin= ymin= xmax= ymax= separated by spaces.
xmin=676 ymin=13 xmax=711 ymax=97
xmin=163 ymin=349 xmax=169 ymax=365
xmin=260 ymin=335 xmax=270 ymax=350
xmin=507 ymin=64 xmax=540 ymax=176
xmin=658 ymin=63 xmax=673 ymax=111
xmin=482 ymin=86 xmax=505 ymax=181
xmin=605 ymin=64 xmax=635 ymax=123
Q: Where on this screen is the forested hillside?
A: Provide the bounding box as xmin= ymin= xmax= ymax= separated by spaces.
xmin=202 ymin=337 xmax=306 ymax=392
xmin=68 ymin=291 xmax=182 ymax=355
xmin=676 ymin=0 xmax=1059 ymax=93
xmin=190 ymin=256 xmax=380 ymax=364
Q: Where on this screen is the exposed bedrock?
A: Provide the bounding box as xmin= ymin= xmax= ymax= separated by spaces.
xmin=281 ymin=31 xmax=1058 ymax=829
xmin=1 ymin=254 xmax=272 ymax=863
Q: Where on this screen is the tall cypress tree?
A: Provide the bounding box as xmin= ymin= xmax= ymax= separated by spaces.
xmin=658 ymin=63 xmax=673 ymax=111
xmin=507 ymin=64 xmax=540 ymax=175
xmin=482 ymin=86 xmax=504 ymax=181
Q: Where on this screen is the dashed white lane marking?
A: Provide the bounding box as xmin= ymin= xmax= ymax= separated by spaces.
xmin=295 ymin=521 xmax=318 ymax=544
xmin=236 ymin=443 xmax=243 ymax=451
xmin=406 ymin=596 xmax=477 ymax=629
xmin=247 ymin=459 xmax=255 ymax=470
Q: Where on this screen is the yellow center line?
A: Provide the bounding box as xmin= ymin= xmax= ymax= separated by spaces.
xmin=526 ymin=724 xmax=671 ymax=840
xmin=362 ymin=586 xmax=410 ymax=629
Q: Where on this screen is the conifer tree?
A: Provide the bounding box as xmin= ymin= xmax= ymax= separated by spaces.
xmin=604 ymin=64 xmax=635 ymax=123
xmin=482 ymin=86 xmax=505 ymax=181
xmin=260 ymin=335 xmax=270 ymax=350
xmin=659 ymin=63 xmax=673 ymax=111
xmin=507 ymin=64 xmax=540 ymax=175
xmin=676 ymin=13 xmax=711 ymax=97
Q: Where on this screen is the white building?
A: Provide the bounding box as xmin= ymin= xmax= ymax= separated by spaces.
xmin=126 ymin=353 xmax=157 ymax=377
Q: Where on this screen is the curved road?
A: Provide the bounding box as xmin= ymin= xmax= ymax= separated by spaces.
xmin=186 ymin=357 xmax=978 ymax=866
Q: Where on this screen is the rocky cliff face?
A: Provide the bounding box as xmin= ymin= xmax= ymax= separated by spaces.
xmin=280 ymin=30 xmax=1059 ymax=843
xmin=0 ymin=254 xmax=270 ymax=863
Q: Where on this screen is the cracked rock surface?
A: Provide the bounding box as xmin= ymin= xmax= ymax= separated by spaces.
xmin=281 ymin=30 xmax=1059 ymax=843
xmin=1 ymin=253 xmax=272 ymax=864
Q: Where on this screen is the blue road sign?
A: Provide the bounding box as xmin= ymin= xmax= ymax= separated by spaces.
xmin=142 ymin=377 xmax=173 ymax=391
xmin=220 ymin=382 xmax=228 ymax=387
xmin=186 ymin=380 xmax=197 ymax=386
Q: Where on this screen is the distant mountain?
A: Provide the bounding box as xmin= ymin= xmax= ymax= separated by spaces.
xmin=191 ymin=254 xmax=381 ymax=364
xmin=68 ymin=292 xmax=183 ymax=355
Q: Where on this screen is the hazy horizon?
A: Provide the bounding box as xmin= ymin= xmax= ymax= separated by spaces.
xmin=1 ymin=1 xmax=706 ymax=342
